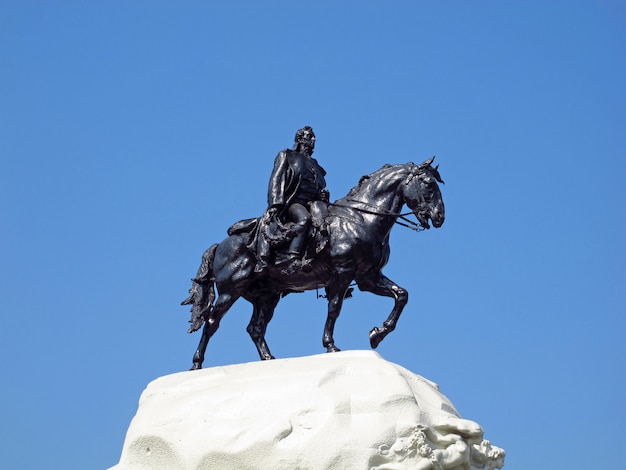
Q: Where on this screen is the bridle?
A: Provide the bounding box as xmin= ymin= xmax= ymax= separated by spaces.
xmin=330 ymin=199 xmax=426 ymax=232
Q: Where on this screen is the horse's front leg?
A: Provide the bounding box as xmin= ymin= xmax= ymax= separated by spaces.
xmin=357 ymin=273 xmax=408 ymax=349
xmin=246 ymin=295 xmax=280 ymax=360
xmin=323 ymin=278 xmax=351 ymax=353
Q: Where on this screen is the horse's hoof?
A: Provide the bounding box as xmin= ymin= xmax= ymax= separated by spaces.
xmin=326 ymin=345 xmax=341 ymax=353
xmin=261 ymin=354 xmax=276 ymax=360
xmin=369 ymin=327 xmax=383 ymax=349
xmin=190 ymin=364 xmax=202 ymax=371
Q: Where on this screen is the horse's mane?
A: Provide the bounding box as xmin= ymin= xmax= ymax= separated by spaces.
xmin=345 ymin=163 xmax=408 ymax=198
xmin=341 ymin=159 xmax=442 ymax=202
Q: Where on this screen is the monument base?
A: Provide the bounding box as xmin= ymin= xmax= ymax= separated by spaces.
xmin=109 ymin=351 xmax=504 ymax=470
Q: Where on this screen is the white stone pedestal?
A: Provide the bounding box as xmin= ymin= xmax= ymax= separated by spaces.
xmin=109 ymin=351 xmax=504 ymax=470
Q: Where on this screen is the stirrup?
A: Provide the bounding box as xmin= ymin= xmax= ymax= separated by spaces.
xmin=301 ymin=258 xmax=313 ymax=272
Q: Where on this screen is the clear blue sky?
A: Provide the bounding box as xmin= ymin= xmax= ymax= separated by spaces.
xmin=1 ymin=2 xmax=624 ymax=469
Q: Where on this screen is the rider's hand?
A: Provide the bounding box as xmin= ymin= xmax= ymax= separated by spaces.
xmin=319 ymin=189 xmax=330 ymax=203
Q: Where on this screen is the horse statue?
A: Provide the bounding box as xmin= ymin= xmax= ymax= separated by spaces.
xmin=182 ymin=157 xmax=445 ymax=369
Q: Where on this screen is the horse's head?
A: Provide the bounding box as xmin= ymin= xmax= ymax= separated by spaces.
xmin=402 ymin=157 xmax=445 ymax=229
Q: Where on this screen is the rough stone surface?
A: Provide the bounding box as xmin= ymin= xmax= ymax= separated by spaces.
xmin=109 ymin=351 xmax=504 ymax=470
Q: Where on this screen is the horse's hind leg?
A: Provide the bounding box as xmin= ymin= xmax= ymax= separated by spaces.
xmin=246 ymin=294 xmax=280 ymax=360
xmin=358 ymin=273 xmax=408 ymax=349
xmin=191 ymin=292 xmax=238 ymax=370
xmin=322 ymin=278 xmax=352 ymax=353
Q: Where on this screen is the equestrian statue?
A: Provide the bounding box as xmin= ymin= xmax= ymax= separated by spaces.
xmin=182 ymin=127 xmax=445 ymax=369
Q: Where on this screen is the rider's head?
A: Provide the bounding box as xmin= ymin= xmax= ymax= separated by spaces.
xmin=293 ymin=126 xmax=315 ymax=156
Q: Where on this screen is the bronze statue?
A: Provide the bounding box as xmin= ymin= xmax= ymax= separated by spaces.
xmin=182 ymin=128 xmax=445 ymax=370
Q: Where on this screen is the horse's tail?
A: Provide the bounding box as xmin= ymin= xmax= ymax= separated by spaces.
xmin=181 ymin=243 xmax=218 ymax=333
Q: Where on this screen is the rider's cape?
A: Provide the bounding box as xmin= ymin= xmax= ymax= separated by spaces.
xmin=227 ymin=212 xmax=296 ymax=249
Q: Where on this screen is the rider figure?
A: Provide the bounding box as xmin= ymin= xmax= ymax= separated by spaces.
xmin=259 ymin=126 xmax=329 ymax=273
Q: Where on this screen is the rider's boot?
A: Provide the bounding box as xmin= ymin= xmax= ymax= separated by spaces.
xmin=278 ymin=225 xmax=308 ymax=275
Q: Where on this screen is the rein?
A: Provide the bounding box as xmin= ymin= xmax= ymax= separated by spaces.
xmin=330 ymin=199 xmax=426 ymax=232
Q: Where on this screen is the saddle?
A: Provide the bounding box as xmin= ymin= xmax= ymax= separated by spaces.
xmin=227 ymin=211 xmax=329 ymax=272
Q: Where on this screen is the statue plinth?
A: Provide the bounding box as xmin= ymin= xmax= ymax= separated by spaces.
xmin=109 ymin=351 xmax=504 ymax=470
